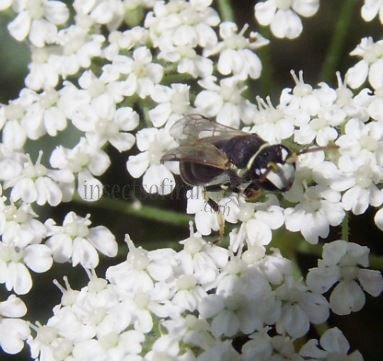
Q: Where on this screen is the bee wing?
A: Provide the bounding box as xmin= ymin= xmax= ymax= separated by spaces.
xmin=161 ymin=142 xmax=230 ymax=170
xmin=169 ymin=114 xmax=247 ymax=144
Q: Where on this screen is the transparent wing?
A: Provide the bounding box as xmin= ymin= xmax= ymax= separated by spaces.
xmin=161 ymin=142 xmax=230 ymax=169
xmin=169 ymin=114 xmax=246 ymax=144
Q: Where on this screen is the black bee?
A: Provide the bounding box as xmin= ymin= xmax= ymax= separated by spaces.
xmin=161 ymin=114 xmax=297 ymax=199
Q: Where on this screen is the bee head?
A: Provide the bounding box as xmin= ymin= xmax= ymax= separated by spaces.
xmin=251 ymin=145 xmax=296 ymax=191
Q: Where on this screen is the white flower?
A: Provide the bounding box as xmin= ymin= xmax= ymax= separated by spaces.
xmin=281 ymin=71 xmax=337 ymax=120
xmin=0 ymin=295 xmax=30 ymax=354
xmin=250 ymin=97 xmax=295 ymax=143
xmin=300 ymin=327 xmax=363 ymax=360
xmin=71 ymin=93 xmax=139 ymax=152
xmin=50 ymin=25 xmax=105 ymax=78
xmin=163 ymin=315 xmax=216 ymax=351
xmin=45 ymin=211 xmax=117 ymax=269
xmin=345 ymin=37 xmax=383 ymax=90
xmin=4 ymin=152 xmax=73 ymax=206
xmin=0 ymin=202 xmax=46 ymax=247
xmin=106 ymin=235 xmax=177 ymax=294
xmin=254 ymin=0 xmax=319 ymax=39
xmin=127 ymin=127 xmax=177 ymax=195
xmin=177 ymin=229 xmax=229 ymax=287
xmin=204 ymin=22 xmax=268 ymax=80
xmin=285 ymin=183 xmax=345 ymax=244
xmin=306 ymin=240 xmax=383 ymax=315
xmin=103 ymin=26 xmax=149 ymax=61
xmin=0 ymin=240 xmax=53 ymax=295
xmin=274 ymin=277 xmax=329 ymax=338
xmin=171 ymin=274 xmax=207 ymax=312
xmin=332 ymin=156 xmax=383 ymax=215
xmin=185 ymin=188 xmax=237 ymax=236
xmin=73 ymin=0 xmax=124 ymax=30
xmin=230 ymin=195 xmax=284 ymax=250
xmin=50 ymin=138 xmax=110 ymax=201
xmin=361 ymin=0 xmax=383 ymax=24
xmin=149 ymin=84 xmax=191 ymax=127
xmin=195 ymin=76 xmax=254 ymax=128
xmin=112 ymin=46 xmax=163 ymax=98
xmin=145 ymin=0 xmax=219 ymax=50
xmin=7 ymin=0 xmax=69 ymax=47
xmin=242 ymin=329 xmax=302 ymax=361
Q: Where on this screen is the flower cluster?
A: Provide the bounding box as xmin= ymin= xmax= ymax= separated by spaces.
xmin=0 ymin=0 xmax=382 ymax=360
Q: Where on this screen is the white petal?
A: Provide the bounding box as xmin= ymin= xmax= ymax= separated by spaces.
xmin=361 ymin=0 xmax=380 ymax=22
xmin=254 ymin=0 xmax=277 ymax=26
xmin=330 ymin=280 xmax=365 ymax=315
xmin=115 ymin=107 xmax=139 ymax=131
xmin=35 ymin=177 xmax=62 ymax=206
xmin=88 ymin=226 xmax=117 ymax=257
xmin=72 ymin=238 xmax=99 ymax=268
xmin=2 ymin=120 xmax=26 ymax=150
xmin=88 ymin=150 xmax=110 ymax=176
xmin=0 ymin=319 xmax=29 ymax=354
xmin=374 ymin=208 xmax=383 ymax=230
xmin=0 ymin=0 xmax=12 ymax=11
xmin=199 ymin=295 xmax=224 ymax=319
xmin=342 ymin=186 xmax=369 ymax=215
xmin=345 ymin=60 xmax=369 ymax=89
xmin=126 ymin=152 xmax=149 ymax=178
xmin=149 ymin=103 xmax=172 ymax=127
xmin=24 ymin=244 xmax=53 ymax=273
xmin=358 ymin=268 xmax=383 ymax=296
xmin=142 ymin=164 xmax=175 ymax=195
xmin=8 ymin=11 xmax=31 ymax=42
xmin=44 ymin=1 xmax=70 ymax=25
xmin=77 ymin=171 xmax=103 ymax=201
xmin=271 ymin=10 xmax=302 ymax=39
xmin=292 ymin=0 xmax=319 ymax=17
xmin=110 ymin=132 xmax=135 ymax=152
xmin=10 ymin=178 xmax=37 ymax=204
xmin=0 ymin=295 xmax=27 ymax=317
xmin=306 ymin=266 xmax=340 ymax=293
xmin=280 ymin=304 xmax=309 ymax=338
xmin=46 ymin=234 xmax=72 ymax=263
xmin=29 ymin=19 xmax=57 ymax=48
xmin=369 ymin=58 xmax=383 ymax=89
xmin=320 ymin=327 xmax=350 ymax=354
xmin=7 ymin=263 xmax=32 ymax=295
xmin=302 ymin=292 xmax=329 ymax=324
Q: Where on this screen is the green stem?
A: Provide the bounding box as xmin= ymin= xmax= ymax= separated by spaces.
xmin=341 ymin=212 xmax=349 ymax=241
xmin=217 ymin=0 xmax=235 ymax=22
xmin=74 ymin=196 xmax=191 ymax=226
xmin=320 ymin=0 xmax=358 ymax=82
xmin=370 ymin=255 xmax=383 ymax=270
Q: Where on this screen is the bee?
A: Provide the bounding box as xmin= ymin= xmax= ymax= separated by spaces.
xmin=161 ymin=114 xmax=298 ymax=199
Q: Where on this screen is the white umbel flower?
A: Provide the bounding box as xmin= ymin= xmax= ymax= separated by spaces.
xmin=195 ymin=76 xmax=254 ymax=128
xmin=254 ymin=0 xmax=319 ymax=39
xmin=45 ymin=212 xmax=117 ymax=269
xmin=306 ymin=240 xmax=383 ymax=315
xmin=300 ymin=327 xmax=363 ymax=360
xmin=345 ymin=37 xmax=383 ymax=90
xmin=204 ymin=22 xmax=268 ymax=80
xmin=7 ymin=0 xmax=69 ymax=47
xmin=126 ymin=127 xmax=177 ymax=195
xmin=0 ymin=295 xmax=30 ymax=354
xmin=361 ymin=0 xmax=383 ymax=24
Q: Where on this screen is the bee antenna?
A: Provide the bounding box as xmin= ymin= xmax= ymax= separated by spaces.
xmin=297 ymin=144 xmax=338 ymax=156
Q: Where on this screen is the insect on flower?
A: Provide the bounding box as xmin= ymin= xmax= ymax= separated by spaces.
xmin=161 ymin=114 xmax=313 ymax=200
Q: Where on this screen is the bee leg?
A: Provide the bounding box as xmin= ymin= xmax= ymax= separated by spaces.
xmin=206 ymin=198 xmax=225 ymax=241
xmin=243 ymin=184 xmax=262 ymax=202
